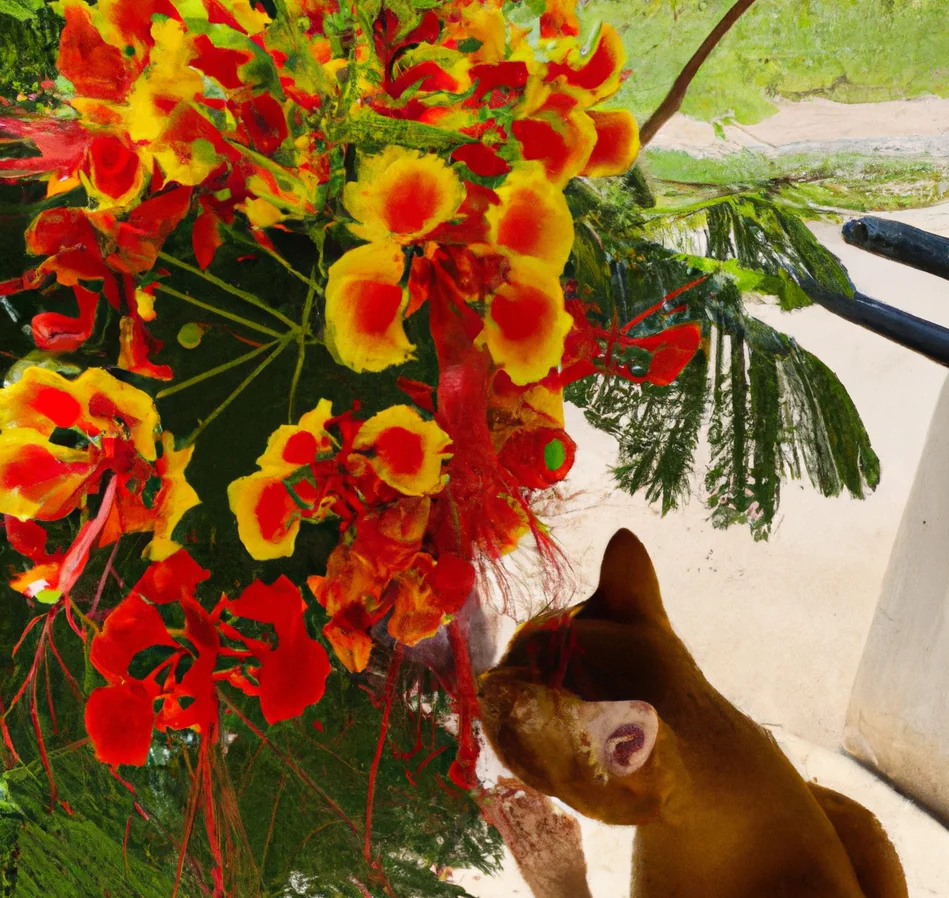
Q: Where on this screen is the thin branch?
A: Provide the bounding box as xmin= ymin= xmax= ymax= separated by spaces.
xmin=157 ymin=251 xmax=299 ymax=329
xmin=639 ymin=0 xmax=760 ymax=147
xmin=218 ymin=691 xmax=360 ymax=837
xmin=364 ymin=644 xmax=403 ymax=862
xmin=220 ymin=222 xmax=317 ymax=288
xmin=183 ymin=337 xmax=292 ymax=446
xmin=156 ymin=340 xmax=279 ymax=400
xmin=152 ymin=283 xmax=285 ymax=339
xmin=288 ymin=266 xmax=318 ymax=423
xmin=842 ymin=217 xmax=949 ymax=282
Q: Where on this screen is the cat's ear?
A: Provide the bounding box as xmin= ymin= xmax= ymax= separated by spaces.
xmin=582 ymin=528 xmax=668 ymax=625
xmin=577 ymin=700 xmax=659 ymax=778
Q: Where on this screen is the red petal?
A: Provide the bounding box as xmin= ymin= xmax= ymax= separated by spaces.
xmin=192 ymin=34 xmax=254 ymax=90
xmin=3 ymin=517 xmax=63 ymax=565
xmin=0 ymin=117 xmax=90 ymax=179
xmin=498 ymin=427 xmax=577 ymax=489
xmin=85 ymin=683 xmax=156 ymax=766
xmin=469 ymin=62 xmax=528 ymax=101
xmin=84 ymin=134 xmax=140 ymax=199
xmin=239 ymin=94 xmax=289 ymax=156
xmin=430 ymin=554 xmax=475 ymax=614
xmin=627 ymin=323 xmax=702 ymax=387
xmin=229 ymin=576 xmax=330 ymax=724
xmin=396 ymin=377 xmax=436 ymax=414
xmin=388 ymin=61 xmax=458 ymax=100
xmin=451 ymin=143 xmax=510 ymax=178
xmin=91 ymin=594 xmax=180 ymax=680
xmin=26 ymin=207 xmax=100 ymax=257
xmin=106 ymin=0 xmax=180 ymax=47
xmin=31 ymin=284 xmax=99 ymax=352
xmin=107 ymin=187 xmax=193 ymax=274
xmin=227 ymin=575 xmax=305 ymax=632
xmin=132 ymin=550 xmax=211 ymax=606
xmin=256 ymin=629 xmax=331 ymax=724
xmin=118 ymin=314 xmax=173 ymax=380
xmin=57 ymin=5 xmax=136 ymax=102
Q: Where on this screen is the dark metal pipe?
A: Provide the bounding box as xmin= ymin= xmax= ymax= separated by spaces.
xmin=842 ymin=217 xmax=949 ymax=282
xmin=799 ymin=278 xmax=949 ymax=368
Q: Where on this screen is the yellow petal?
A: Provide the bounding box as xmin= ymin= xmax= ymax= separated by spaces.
xmin=126 ymin=19 xmax=203 ymax=145
xmin=325 ymin=243 xmax=415 ymax=373
xmin=145 ymin=431 xmax=200 ymax=561
xmin=244 ymin=197 xmax=286 ymax=229
xmin=353 ymin=405 xmax=451 ymax=497
xmin=227 ymin=472 xmax=302 ymax=560
xmin=580 ymin=109 xmax=640 ymax=178
xmin=343 ymin=147 xmax=465 ymax=244
xmin=487 ymin=162 xmax=574 ymax=274
xmin=477 ymin=255 xmax=573 ymax=386
xmin=0 ymin=430 xmax=96 ymax=521
xmin=257 ymin=398 xmax=335 ymax=472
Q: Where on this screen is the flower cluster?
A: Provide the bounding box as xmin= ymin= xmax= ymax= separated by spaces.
xmin=0 ymin=0 xmax=702 ymax=802
xmin=85 ymin=549 xmax=330 ymax=766
xmin=0 ymin=366 xmax=197 ymax=600
xmin=227 ymin=399 xmax=474 ymax=669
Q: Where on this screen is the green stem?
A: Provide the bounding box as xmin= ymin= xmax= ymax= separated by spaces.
xmin=152 ymin=283 xmax=286 ymax=339
xmin=157 ymin=251 xmax=299 ymax=329
xmin=287 ymin=266 xmax=318 ymax=423
xmin=645 ymin=189 xmax=759 ymax=218
xmin=156 ymin=340 xmax=280 ymax=400
xmin=183 ymin=337 xmax=292 ymax=446
xmin=220 ymin=222 xmax=317 ymax=288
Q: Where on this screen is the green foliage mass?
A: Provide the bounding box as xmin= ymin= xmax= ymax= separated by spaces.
xmin=0 ymin=5 xmax=60 ymax=104
xmin=579 ymin=0 xmax=949 ymax=125
xmin=563 ymin=168 xmax=879 ymax=541
xmin=0 ymin=526 xmax=501 ymax=897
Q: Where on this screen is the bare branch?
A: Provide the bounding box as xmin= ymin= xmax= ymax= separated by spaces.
xmin=639 ymin=0 xmax=760 ymax=147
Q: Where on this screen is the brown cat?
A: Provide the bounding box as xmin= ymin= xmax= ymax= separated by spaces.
xmin=478 ymin=528 xmax=908 ymax=898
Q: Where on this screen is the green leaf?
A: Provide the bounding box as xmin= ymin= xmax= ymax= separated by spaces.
xmin=572 ymin=349 xmax=709 ymax=515
xmin=642 ymin=192 xmax=854 ymax=310
xmin=565 ymin=185 xmax=878 ymax=540
xmin=331 ymin=111 xmax=472 ymax=153
xmin=0 ymin=0 xmax=42 ymax=23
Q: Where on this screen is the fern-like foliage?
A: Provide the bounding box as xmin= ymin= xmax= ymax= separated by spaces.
xmin=564 ymin=175 xmax=880 ymax=540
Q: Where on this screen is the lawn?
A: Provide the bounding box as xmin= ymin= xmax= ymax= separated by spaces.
xmin=578 ymin=0 xmax=949 ymax=125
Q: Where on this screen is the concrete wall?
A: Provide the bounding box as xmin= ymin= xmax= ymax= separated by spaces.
xmin=846 ymin=373 xmax=949 ymax=822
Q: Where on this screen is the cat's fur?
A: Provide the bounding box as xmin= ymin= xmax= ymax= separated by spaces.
xmin=478 ymin=528 xmax=908 ymax=897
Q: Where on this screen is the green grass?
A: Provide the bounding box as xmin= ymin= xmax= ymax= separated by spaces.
xmin=640 ymin=148 xmax=949 ymax=212
xmin=579 ymin=0 xmax=949 ymax=125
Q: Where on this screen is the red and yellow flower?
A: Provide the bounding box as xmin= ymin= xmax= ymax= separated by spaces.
xmin=486 ymin=162 xmax=574 ymax=274
xmin=228 ymin=399 xmax=337 ymax=560
xmin=352 ymin=406 xmax=453 ymax=497
xmin=343 ymin=147 xmax=466 ymax=245
xmin=325 ymin=242 xmax=414 ymax=373
xmin=0 ymin=366 xmax=198 ymax=561
xmin=476 ymin=253 xmax=574 ymax=385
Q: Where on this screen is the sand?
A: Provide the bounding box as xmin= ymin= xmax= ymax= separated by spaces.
xmin=649 ymin=96 xmax=949 ymax=158
xmin=451 ymin=99 xmax=949 ymax=897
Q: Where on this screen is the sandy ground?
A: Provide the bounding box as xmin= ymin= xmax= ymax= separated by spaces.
xmin=649 ymin=96 xmax=949 ymax=158
xmin=451 ymin=100 xmax=949 ymax=897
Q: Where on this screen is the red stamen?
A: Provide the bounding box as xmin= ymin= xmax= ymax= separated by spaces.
xmin=364 ymin=644 xmax=403 ymax=862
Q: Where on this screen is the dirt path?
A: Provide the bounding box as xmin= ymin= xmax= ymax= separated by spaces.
xmin=649 ymin=96 xmax=949 ymax=158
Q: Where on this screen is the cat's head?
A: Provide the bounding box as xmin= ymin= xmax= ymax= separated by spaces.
xmin=479 ymin=528 xmax=688 ymax=825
